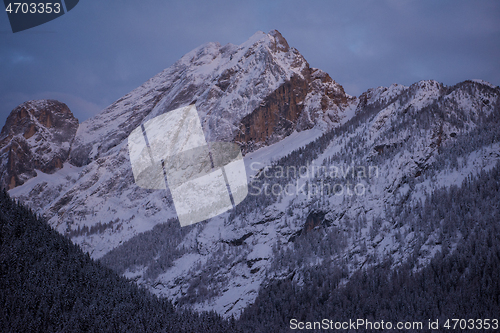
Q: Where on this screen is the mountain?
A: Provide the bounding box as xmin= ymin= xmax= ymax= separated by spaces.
xmin=68 ymin=29 xmax=354 ymax=166
xmin=2 ymin=30 xmax=500 ymax=318
xmin=0 ymin=100 xmax=78 ymax=190
xmin=3 ymin=184 xmax=499 ymax=333
xmin=6 ymin=29 xmax=355 ymax=260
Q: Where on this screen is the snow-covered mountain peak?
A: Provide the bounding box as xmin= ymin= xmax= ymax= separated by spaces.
xmin=362 ymin=84 xmax=407 ymax=105
xmin=4 ymin=31 xmax=500 ymax=320
xmin=68 ymin=30 xmax=351 ymax=166
xmin=267 ymin=29 xmax=290 ymax=51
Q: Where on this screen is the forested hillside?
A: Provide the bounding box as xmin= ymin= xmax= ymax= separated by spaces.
xmin=237 ymin=163 xmax=500 ymax=332
xmin=1 ymin=147 xmax=499 ymax=332
xmin=0 ymin=188 xmax=237 ymax=333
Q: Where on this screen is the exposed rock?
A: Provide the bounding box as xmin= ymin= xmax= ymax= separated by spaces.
xmin=0 ymin=100 xmax=78 ymax=189
xmin=234 ymin=63 xmax=354 ymax=154
xmin=303 ymin=211 xmax=326 ymax=234
xmin=235 ymin=74 xmax=309 ymax=153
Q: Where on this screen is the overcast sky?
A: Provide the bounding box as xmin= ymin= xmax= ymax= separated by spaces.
xmin=1 ymin=0 xmax=499 ymax=126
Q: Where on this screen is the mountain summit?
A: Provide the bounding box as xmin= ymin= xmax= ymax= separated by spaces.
xmin=4 ymin=29 xmax=354 ymax=253
xmin=2 ymin=30 xmax=500 ymax=318
xmin=68 ymin=29 xmax=354 ymax=166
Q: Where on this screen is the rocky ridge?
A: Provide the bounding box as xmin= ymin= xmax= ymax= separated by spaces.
xmin=0 ymin=100 xmax=78 ymax=189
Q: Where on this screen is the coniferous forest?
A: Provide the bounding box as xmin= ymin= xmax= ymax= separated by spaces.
xmin=2 ymin=163 xmax=499 ymax=332
xmin=0 ymin=188 xmax=238 ymax=333
xmin=237 ymin=164 xmax=500 ymax=332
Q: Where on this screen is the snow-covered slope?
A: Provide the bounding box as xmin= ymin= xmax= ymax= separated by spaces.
xmin=3 ymin=29 xmax=500 ymax=318
xmin=6 ymin=30 xmax=355 ymax=258
xmin=104 ymin=78 xmax=500 ymax=317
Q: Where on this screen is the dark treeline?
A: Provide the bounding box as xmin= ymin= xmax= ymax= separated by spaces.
xmin=0 ymin=188 xmax=239 ymax=333
xmin=100 ymin=217 xmax=191 ymax=280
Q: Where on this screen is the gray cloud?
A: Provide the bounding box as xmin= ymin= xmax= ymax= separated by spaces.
xmin=1 ymin=0 xmax=499 ymax=126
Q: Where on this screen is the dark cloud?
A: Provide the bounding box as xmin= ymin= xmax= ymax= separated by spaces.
xmin=1 ymin=0 xmax=499 ymax=126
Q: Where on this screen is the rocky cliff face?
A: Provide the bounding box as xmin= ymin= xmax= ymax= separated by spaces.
xmin=0 ymin=100 xmax=78 ymax=189
xmin=235 ymin=67 xmax=352 ymax=153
